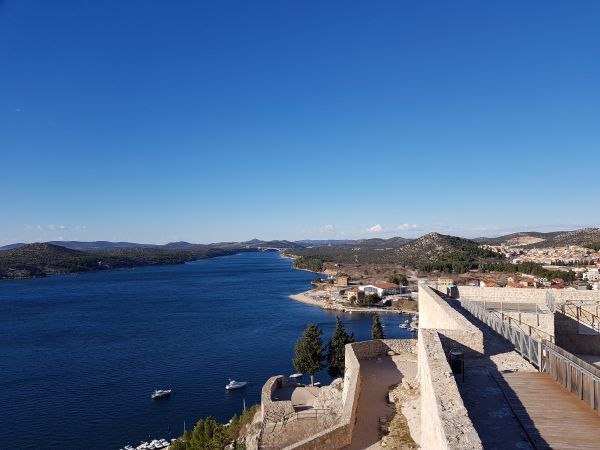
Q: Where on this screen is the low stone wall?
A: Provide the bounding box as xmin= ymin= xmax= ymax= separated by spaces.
xmin=457 ymin=285 xmax=600 ymax=304
xmin=285 ymin=339 xmax=415 ymax=450
xmin=555 ymin=312 xmax=600 ymax=355
xmin=419 ymin=284 xmax=484 ymax=357
xmin=261 ymin=376 xmax=295 ymax=421
xmin=418 ymin=329 xmax=482 ymax=450
xmin=348 ymin=338 xmax=417 ymax=359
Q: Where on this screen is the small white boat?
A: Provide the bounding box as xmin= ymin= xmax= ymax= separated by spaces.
xmin=403 ymin=319 xmax=409 ymax=324
xmin=151 ymin=389 xmax=171 ymax=399
xmin=400 ymin=323 xmax=408 ymax=329
xmin=289 ymin=373 xmax=303 ymax=379
xmin=226 ymin=379 xmax=248 ymax=390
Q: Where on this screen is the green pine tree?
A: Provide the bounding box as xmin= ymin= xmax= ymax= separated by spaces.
xmin=371 ymin=314 xmax=385 ymax=340
xmin=293 ymin=324 xmax=326 ymax=386
xmin=327 ymin=317 xmax=355 ymax=378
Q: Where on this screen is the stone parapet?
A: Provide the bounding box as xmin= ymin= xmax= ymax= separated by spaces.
xmin=283 ymin=339 xmax=413 ymax=450
xmin=418 ymin=329 xmax=482 ymax=450
xmin=419 ymin=284 xmax=484 ymax=357
xmin=261 ymin=376 xmax=295 ymax=421
xmin=457 ymin=285 xmax=600 ymax=304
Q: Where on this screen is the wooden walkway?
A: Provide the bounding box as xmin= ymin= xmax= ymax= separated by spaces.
xmin=495 ymin=371 xmax=600 ymax=449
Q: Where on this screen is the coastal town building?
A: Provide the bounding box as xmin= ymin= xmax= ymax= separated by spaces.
xmin=359 ymin=282 xmax=403 ymax=297
xmin=336 ymin=275 xmax=349 ymax=286
xmin=345 ymin=287 xmax=364 ymax=302
xmin=437 ymin=278 xmax=454 ymax=289
xmin=583 ymin=268 xmax=600 ymax=282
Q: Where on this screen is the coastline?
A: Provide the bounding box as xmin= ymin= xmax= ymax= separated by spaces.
xmin=289 ymin=289 xmax=417 ymax=315
xmin=0 ymin=249 xmax=247 ymax=282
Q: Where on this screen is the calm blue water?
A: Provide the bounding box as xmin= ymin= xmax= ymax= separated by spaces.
xmin=0 ymin=252 xmax=412 ymax=449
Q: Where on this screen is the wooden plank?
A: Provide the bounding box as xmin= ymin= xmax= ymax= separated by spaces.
xmin=497 ymin=372 xmax=600 ymax=449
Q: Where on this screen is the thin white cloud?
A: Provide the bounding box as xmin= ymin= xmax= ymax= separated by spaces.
xmin=47 ymin=224 xmax=68 ymax=231
xmin=366 ymin=224 xmax=383 ymax=233
xmin=397 ymin=223 xmax=418 ymax=231
xmin=319 ymin=224 xmax=336 ymax=234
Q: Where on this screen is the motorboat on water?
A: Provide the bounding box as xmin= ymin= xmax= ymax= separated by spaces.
xmin=226 ymin=379 xmax=248 ymax=390
xmin=289 ymin=373 xmax=303 ymax=379
xmin=151 ymin=389 xmax=171 ymax=399
xmin=400 ymin=323 xmax=408 ymax=329
xmin=403 ymin=319 xmax=409 ymax=324
xmin=122 ymin=438 xmax=170 ymax=450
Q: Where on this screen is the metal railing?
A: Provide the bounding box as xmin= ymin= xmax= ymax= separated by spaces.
xmin=560 ymin=301 xmax=600 ymax=332
xmin=459 ymin=296 xmax=600 ymax=415
xmin=259 ymin=408 xmax=332 ymax=448
xmin=459 ymin=298 xmax=542 ymax=369
xmin=542 ymin=340 xmax=600 ymax=414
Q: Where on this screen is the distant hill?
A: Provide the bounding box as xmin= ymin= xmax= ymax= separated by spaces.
xmin=0 ymin=243 xmax=26 ymax=251
xmin=243 ymin=240 xmax=305 ymax=249
xmin=476 ymin=228 xmax=600 ymax=249
xmin=286 ymin=232 xmax=500 ymax=272
xmin=394 ymin=232 xmax=500 ymax=270
xmin=162 ymin=241 xmax=201 ymax=249
xmin=243 ymin=238 xmax=264 ymax=245
xmin=474 ymin=232 xmax=564 ymax=246
xmin=46 ymin=240 xmax=159 ymax=251
xmin=540 ymin=228 xmax=600 ymax=248
xmin=295 ymin=239 xmax=355 ymax=246
xmin=0 ymin=243 xmax=242 ymax=280
xmin=6 ymin=242 xmax=84 ymax=259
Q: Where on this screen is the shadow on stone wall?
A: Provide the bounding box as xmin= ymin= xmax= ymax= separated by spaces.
xmin=554 ymin=312 xmax=600 ymax=355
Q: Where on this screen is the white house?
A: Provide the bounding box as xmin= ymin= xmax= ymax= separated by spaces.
xmin=583 ymin=268 xmax=600 ymax=282
xmin=359 ymin=282 xmax=403 ymax=297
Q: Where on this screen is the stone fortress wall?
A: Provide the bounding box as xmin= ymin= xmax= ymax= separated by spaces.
xmin=457 ymin=285 xmax=600 ymax=304
xmin=418 ymin=329 xmax=482 ymax=450
xmin=284 ymin=339 xmax=417 ymax=450
xmin=457 ymin=285 xmax=600 ymax=355
xmin=418 ymin=284 xmax=483 ymax=449
xmin=419 ymin=284 xmax=484 ymax=357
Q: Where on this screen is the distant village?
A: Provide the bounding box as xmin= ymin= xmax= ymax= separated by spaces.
xmin=297 ymin=271 xmax=417 ymax=312
xmin=478 ymin=243 xmax=600 ymax=291
xmin=482 ymin=243 xmax=600 ymax=266
xmin=303 ymin=260 xmax=600 ymax=313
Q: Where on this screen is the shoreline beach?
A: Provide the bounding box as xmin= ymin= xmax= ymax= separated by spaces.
xmin=289 ymin=289 xmax=417 ymax=315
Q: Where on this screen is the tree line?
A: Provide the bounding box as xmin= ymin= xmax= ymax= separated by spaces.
xmin=169 ymin=404 xmax=260 ymax=450
xmin=478 ymin=261 xmax=576 ymax=282
xmin=293 ymin=315 xmax=386 ymax=384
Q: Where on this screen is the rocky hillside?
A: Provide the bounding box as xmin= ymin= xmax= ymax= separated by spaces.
xmin=287 ymin=232 xmax=502 ymax=272
xmin=475 ymin=231 xmax=564 ymax=246
xmin=395 ymin=233 xmax=501 ymax=270
xmin=541 ymin=228 xmax=600 ymax=248
xmin=477 ymin=228 xmax=600 ymax=249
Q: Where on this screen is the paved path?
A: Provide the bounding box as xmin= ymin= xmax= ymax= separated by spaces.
xmin=496 ymin=371 xmax=600 ymax=449
xmin=457 ymin=364 xmax=533 ymax=450
xmin=343 ymin=356 xmax=417 ymax=450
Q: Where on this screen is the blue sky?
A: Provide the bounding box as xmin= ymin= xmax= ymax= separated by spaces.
xmin=1 ymin=1 xmax=599 ymax=245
